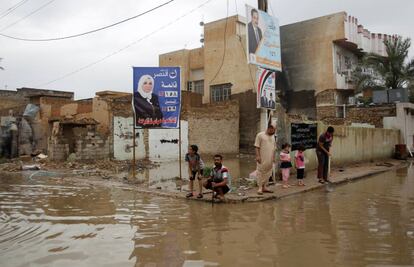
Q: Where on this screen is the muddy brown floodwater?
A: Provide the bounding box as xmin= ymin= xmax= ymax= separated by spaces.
xmin=0 ymin=163 xmax=413 ymax=267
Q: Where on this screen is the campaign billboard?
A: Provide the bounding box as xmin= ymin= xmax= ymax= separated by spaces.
xmin=256 ymin=67 xmax=276 ymax=110
xmin=132 ymin=67 xmax=181 ymax=128
xmin=246 ymin=5 xmax=282 ymax=71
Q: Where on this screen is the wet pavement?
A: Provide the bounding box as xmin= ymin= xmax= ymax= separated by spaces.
xmin=1 ymin=161 xmax=413 ymax=266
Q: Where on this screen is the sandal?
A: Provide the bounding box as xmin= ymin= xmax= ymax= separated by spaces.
xmin=318 ymin=179 xmax=325 ymax=184
xmin=263 ymin=189 xmax=274 ymax=193
xmin=186 ymin=192 xmax=193 ymax=198
xmin=196 ymin=193 xmax=203 ymax=199
xmin=257 ymin=191 xmax=263 ymax=195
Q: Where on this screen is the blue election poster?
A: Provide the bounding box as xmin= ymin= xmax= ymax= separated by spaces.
xmin=133 ymin=67 xmax=181 ymax=128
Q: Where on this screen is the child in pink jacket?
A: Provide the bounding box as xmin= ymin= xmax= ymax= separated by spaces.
xmin=295 ymin=145 xmax=306 ymax=186
xmin=280 ymin=143 xmax=292 ymax=189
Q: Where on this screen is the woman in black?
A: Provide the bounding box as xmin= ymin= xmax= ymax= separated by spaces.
xmin=134 ymin=75 xmax=163 ymax=128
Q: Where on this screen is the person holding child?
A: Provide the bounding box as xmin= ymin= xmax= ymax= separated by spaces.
xmin=185 ymin=145 xmax=204 ymax=199
xmin=280 ymin=143 xmax=292 ymax=189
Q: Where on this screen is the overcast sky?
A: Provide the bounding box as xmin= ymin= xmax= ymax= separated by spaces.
xmin=1 ymin=0 xmax=413 ymax=99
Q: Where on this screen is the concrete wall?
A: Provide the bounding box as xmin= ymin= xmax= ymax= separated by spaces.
xmin=344 ymin=14 xmax=390 ymax=56
xmin=0 ymin=90 xmax=29 ymax=111
xmin=148 ymin=121 xmax=188 ymax=160
xmin=92 ymin=97 xmax=111 ymax=136
xmin=159 ymin=16 xmax=256 ymax=104
xmin=183 ymin=100 xmax=239 ymax=155
xmin=294 ymin=123 xmax=401 ymax=170
xmin=203 ymin=15 xmax=256 ymax=103
xmin=113 ymin=116 xmax=145 ymax=160
xmin=112 ymin=116 xmax=188 ymax=161
xmin=384 ymin=103 xmax=414 ymax=149
xmin=232 ymin=91 xmax=260 ymax=152
xmin=159 ymin=49 xmax=193 ymax=92
xmin=281 ymin=13 xmax=345 ymax=94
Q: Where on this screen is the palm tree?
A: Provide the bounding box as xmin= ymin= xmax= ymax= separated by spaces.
xmin=352 ymin=36 xmax=414 ymax=93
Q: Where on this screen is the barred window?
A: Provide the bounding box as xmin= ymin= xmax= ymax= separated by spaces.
xmin=210 ymin=83 xmax=232 ymax=102
xmin=193 ymin=80 xmax=204 ymax=95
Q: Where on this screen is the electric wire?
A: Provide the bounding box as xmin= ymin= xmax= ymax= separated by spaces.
xmin=0 ymin=0 xmax=175 ymax=41
xmin=208 ymin=0 xmax=229 ymax=85
xmin=1 ymin=0 xmax=56 ymax=32
xmin=0 ymin=0 xmax=29 ymax=20
xmin=38 ymin=0 xmax=215 ymax=87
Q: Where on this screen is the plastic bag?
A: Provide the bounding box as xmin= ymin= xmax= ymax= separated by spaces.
xmin=23 ymin=104 xmax=40 ymax=118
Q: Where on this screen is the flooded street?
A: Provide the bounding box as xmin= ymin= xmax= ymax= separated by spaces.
xmin=1 ymin=164 xmax=413 ymax=267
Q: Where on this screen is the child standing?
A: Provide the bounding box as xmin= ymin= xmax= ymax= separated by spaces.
xmin=295 ymin=145 xmax=306 ymax=186
xmin=280 ymin=143 xmax=292 ymax=189
xmin=185 ymin=145 xmax=204 ymax=198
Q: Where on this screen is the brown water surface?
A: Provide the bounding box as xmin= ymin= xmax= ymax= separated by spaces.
xmin=0 ymin=163 xmax=413 ymax=267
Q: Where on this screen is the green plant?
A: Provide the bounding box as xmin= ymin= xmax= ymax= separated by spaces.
xmin=352 ymin=36 xmax=414 ymax=92
xmin=203 ymin=166 xmax=212 ymax=177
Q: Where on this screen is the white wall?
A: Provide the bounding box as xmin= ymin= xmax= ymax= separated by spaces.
xmin=344 ymin=15 xmax=388 ymax=56
xmin=383 ymin=103 xmax=414 ymax=150
xmin=113 ymin=117 xmax=145 ymax=160
xmin=148 ymin=121 xmax=188 ymax=160
xmin=113 ymin=117 xmax=189 ymax=160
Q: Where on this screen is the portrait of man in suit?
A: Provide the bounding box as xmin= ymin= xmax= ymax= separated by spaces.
xmin=248 ymin=8 xmax=263 ymax=54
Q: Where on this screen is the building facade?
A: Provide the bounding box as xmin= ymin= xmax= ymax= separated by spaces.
xmin=159 ymin=15 xmax=263 ymax=151
xmin=281 ymin=12 xmax=392 ymax=119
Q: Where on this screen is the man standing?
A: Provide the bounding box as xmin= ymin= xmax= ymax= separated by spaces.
xmin=255 ymin=121 xmax=276 ymax=195
xmin=248 ymin=8 xmax=263 ymax=54
xmin=316 ymin=126 xmax=334 ymax=183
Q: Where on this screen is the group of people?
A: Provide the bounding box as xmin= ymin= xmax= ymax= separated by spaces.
xmin=185 ymin=145 xmax=229 ymax=201
xmin=184 ymin=123 xmax=335 ymax=200
xmin=255 ymin=122 xmax=335 ymax=194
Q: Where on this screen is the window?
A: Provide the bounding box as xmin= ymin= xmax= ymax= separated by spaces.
xmin=193 ymin=80 xmax=204 ymax=95
xmin=187 ymin=81 xmax=193 ymax=92
xmin=210 ymin=83 xmax=232 ymax=102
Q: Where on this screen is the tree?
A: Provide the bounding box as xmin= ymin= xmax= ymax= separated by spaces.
xmin=352 ymin=36 xmax=414 ymax=94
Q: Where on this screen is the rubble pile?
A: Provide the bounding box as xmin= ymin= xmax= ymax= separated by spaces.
xmin=0 ymin=155 xmax=159 ymax=176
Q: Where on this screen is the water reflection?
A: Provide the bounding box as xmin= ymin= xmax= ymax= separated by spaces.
xmin=0 ymin=165 xmax=413 ymax=266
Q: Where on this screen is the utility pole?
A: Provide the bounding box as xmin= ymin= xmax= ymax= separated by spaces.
xmin=258 ymin=0 xmax=268 ymax=12
xmin=258 ymin=0 xmax=270 ymax=131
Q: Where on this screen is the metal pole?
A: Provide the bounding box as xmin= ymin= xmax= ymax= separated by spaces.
xmin=178 ymin=119 xmax=182 ymax=185
xmin=132 ymin=122 xmax=136 ymax=180
xmin=258 ymin=0 xmax=268 ymax=12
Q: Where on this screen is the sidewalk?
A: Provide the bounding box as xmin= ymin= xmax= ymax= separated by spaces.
xmin=179 ymin=159 xmax=407 ymax=203
xmin=1 ymin=158 xmax=407 ymax=203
